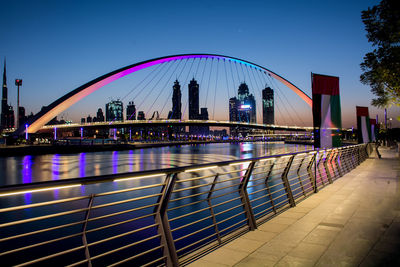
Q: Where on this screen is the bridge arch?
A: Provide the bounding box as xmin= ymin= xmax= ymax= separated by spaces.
xmin=18 ymin=53 xmax=312 ymax=134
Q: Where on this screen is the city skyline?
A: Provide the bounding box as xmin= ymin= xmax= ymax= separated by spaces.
xmin=1 ymin=0 xmax=399 ymax=128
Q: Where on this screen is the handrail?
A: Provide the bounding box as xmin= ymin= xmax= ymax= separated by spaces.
xmin=0 ymin=143 xmax=372 ymax=266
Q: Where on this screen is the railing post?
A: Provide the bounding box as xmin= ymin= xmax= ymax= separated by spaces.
xmin=239 ymin=161 xmax=257 ymax=231
xmin=154 ymin=173 xmax=179 ymax=267
xmin=296 ymin=155 xmax=307 ymax=196
xmin=335 ymin=148 xmax=343 ymax=177
xmin=323 ymin=150 xmax=333 ymax=184
xmin=316 ymin=152 xmax=325 ymax=186
xmin=82 ymin=194 xmax=94 ymax=267
xmin=330 ymin=149 xmax=339 ymax=178
xmin=343 ymin=148 xmax=350 ymax=173
xmin=307 ymin=153 xmax=318 ymax=193
xmin=207 ymin=174 xmax=222 ymax=244
xmin=264 ymin=161 xmax=277 ymax=214
xmin=351 ymin=146 xmax=358 ymax=169
xmin=281 ymin=155 xmax=296 ymax=207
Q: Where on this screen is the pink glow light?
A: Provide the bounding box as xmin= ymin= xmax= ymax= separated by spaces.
xmin=27 ymin=54 xmax=312 ymax=133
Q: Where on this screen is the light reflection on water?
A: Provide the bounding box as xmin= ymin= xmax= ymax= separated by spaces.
xmin=0 ymin=142 xmax=312 ymax=187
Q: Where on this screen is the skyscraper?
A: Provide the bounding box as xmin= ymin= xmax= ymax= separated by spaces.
xmin=229 ymin=83 xmax=256 ymax=135
xmin=200 ymin=107 xmax=209 ymax=135
xmin=262 ymin=86 xmax=274 ymax=124
xmin=96 ymin=108 xmax=105 ymax=122
xmin=171 ymin=80 xmax=182 ymax=120
xmin=229 ymin=97 xmax=238 ymax=122
xmin=137 ymin=111 xmax=145 ymax=120
xmin=1 ymin=59 xmax=13 ymax=129
xmin=105 ymin=100 xmax=123 ymax=122
xmin=236 ymin=83 xmax=256 ymax=123
xmin=188 ymin=78 xmax=200 ymax=134
xmin=126 ymin=101 xmax=136 ymax=120
xmin=188 ymin=78 xmax=199 ymax=120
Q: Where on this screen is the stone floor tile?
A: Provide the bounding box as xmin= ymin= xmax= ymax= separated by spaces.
xmin=279 ymin=211 xmax=307 ymax=219
xmin=234 ymin=256 xmax=277 ymax=267
xmin=241 ymin=230 xmax=277 ymax=243
xmin=360 ymin=249 xmax=400 ymax=267
xmin=255 ymin=241 xmax=295 ymax=257
xmin=248 ymin=250 xmax=286 ymax=263
xmin=268 ymin=216 xmax=297 ymax=225
xmin=373 ymin=237 xmax=400 ymax=254
xmin=320 ymin=214 xmax=349 ymax=226
xmin=188 ymin=259 xmax=229 ymax=267
xmin=290 ymin=206 xmax=313 ymax=214
xmin=302 ymin=227 xmax=339 ymax=246
xmin=288 ymin=242 xmax=327 ymax=260
xmin=223 ymin=237 xmax=264 ymax=253
xmin=274 ymin=229 xmax=309 ymax=244
xmin=275 ymin=255 xmax=317 ymax=267
xmin=258 ymin=222 xmax=289 ymax=233
xmin=200 ymin=247 xmax=249 ymax=266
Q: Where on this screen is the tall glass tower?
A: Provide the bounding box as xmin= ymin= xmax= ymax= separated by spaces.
xmin=262 ymin=86 xmax=274 ymax=124
xmin=188 ymin=78 xmax=199 ymax=120
xmin=171 ymin=80 xmax=182 ymax=119
xmin=106 ymin=100 xmax=123 ymax=122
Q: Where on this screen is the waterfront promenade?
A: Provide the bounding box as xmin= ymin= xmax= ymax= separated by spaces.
xmin=189 ymin=147 xmax=400 ymax=266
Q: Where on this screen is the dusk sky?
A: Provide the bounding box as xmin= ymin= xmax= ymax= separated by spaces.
xmin=1 ymin=0 xmax=399 ymax=128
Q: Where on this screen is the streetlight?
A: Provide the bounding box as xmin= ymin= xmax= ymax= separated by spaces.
xmin=15 ymin=79 xmax=22 ymax=128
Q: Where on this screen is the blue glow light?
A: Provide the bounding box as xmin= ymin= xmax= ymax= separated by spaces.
xmin=240 ymin=104 xmax=251 ymax=110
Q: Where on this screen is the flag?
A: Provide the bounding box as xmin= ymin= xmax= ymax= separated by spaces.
xmin=312 ymin=73 xmax=342 ymax=148
xmin=356 ymin=106 xmax=371 ymax=143
xmin=369 ymin=118 xmax=376 ymax=142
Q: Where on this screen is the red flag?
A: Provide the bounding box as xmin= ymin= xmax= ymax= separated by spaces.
xmin=356 ymin=106 xmax=369 ymax=117
xmin=312 ymin=74 xmax=339 ymax=95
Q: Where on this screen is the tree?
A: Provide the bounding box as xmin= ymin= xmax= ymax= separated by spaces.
xmin=360 ymin=0 xmax=400 ymax=109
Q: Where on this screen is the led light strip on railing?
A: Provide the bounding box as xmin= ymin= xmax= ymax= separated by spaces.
xmin=260 ymin=157 xmax=276 ymax=162
xmin=229 ymin=161 xmax=252 ymax=167
xmin=0 ymin=184 xmax=82 ymax=197
xmin=184 ymin=166 xmax=218 ymax=173
xmin=114 ymin=173 xmax=166 ymax=182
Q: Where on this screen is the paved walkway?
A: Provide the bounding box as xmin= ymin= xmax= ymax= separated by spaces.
xmin=189 ymin=147 xmax=400 ymax=267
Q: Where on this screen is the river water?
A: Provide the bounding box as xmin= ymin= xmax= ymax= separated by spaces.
xmin=1 ymin=142 xmax=316 ymax=265
xmin=0 ymin=142 xmax=312 ymax=187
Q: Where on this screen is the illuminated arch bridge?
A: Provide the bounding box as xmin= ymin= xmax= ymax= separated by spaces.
xmin=39 ymin=120 xmax=314 ymax=134
xmin=15 ymin=53 xmax=313 ymax=136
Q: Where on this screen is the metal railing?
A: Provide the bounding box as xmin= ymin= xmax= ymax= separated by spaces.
xmin=0 ymin=143 xmax=372 ymax=266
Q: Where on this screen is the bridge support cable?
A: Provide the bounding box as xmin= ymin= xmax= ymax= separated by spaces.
xmin=199 ymin=58 xmax=208 ymax=107
xmin=180 ymin=58 xmax=197 ymax=120
xmin=256 ymin=70 xmax=287 ymax=126
xmin=223 ymin=59 xmax=232 ymax=100
xmin=204 ymin=58 xmax=214 ymax=112
xmin=229 ymin=60 xmax=238 ymax=98
xmin=234 ymin=61 xmax=242 ymax=84
xmin=138 ymin=61 xmax=177 ymax=114
xmin=122 ymin=62 xmax=163 ymax=105
xmin=159 ymin=60 xmax=185 ymax=116
xmin=145 ymin=61 xmax=177 ymax=116
xmin=267 ymin=72 xmax=306 ymax=126
xmin=264 ymin=73 xmax=297 ymax=126
xmin=133 ymin=62 xmax=170 ymax=109
xmin=147 ymin=58 xmax=184 ymax=117
xmin=245 ymin=64 xmax=263 ymax=122
xmin=212 ymin=59 xmax=219 ymax=120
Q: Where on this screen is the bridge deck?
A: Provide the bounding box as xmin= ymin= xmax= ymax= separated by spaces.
xmin=188 ymin=147 xmax=400 ymax=266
